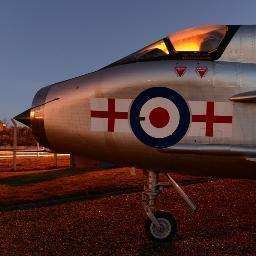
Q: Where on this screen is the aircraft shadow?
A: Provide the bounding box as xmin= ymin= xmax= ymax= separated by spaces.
xmin=0 ymin=167 xmax=108 ymax=186
xmin=141 ymin=222 xmax=254 ymax=255
xmin=0 ymin=186 xmax=143 ymax=212
xmin=140 ymin=240 xmax=177 ymax=256
xmin=0 ymin=176 xmax=211 ymax=211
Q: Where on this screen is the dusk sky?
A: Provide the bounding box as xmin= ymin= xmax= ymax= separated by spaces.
xmin=1 ymin=0 xmax=256 ymax=120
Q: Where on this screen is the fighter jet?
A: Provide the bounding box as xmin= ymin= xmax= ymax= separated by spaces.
xmin=15 ymin=24 xmax=256 ymax=241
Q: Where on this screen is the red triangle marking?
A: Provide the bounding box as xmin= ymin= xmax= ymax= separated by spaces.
xmin=196 ymin=66 xmax=208 ymax=78
xmin=175 ymin=66 xmax=187 ymax=77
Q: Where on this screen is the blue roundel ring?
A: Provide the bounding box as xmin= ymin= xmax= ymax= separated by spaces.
xmin=130 ymin=87 xmax=190 ymax=148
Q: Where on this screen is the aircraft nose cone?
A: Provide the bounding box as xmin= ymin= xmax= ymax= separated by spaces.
xmin=14 ymin=109 xmax=31 ymax=127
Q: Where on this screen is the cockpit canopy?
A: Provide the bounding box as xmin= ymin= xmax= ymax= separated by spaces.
xmin=169 ymin=25 xmax=226 ymax=52
xmin=108 ymin=25 xmax=239 ymax=68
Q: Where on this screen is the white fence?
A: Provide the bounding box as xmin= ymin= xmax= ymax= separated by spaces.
xmin=0 ymin=119 xmax=70 ymax=170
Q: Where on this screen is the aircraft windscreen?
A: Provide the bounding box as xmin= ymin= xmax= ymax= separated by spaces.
xmin=106 ymin=25 xmax=231 ymax=68
xmin=136 ymin=40 xmax=169 ymax=59
xmin=116 ymin=39 xmax=169 ymax=64
xmin=169 ymin=25 xmax=227 ymax=52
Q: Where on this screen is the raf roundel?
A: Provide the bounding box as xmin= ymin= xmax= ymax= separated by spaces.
xmin=130 ymin=87 xmax=190 ymax=148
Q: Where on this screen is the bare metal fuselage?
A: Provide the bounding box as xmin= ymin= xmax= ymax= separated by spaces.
xmin=22 ymin=25 xmax=256 ymax=179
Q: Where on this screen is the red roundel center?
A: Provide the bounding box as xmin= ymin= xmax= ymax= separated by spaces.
xmin=149 ymin=107 xmax=170 ymax=128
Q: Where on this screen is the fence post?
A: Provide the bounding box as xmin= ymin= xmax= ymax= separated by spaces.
xmin=37 ymin=142 xmax=40 ymax=158
xmin=54 ymin=153 xmax=57 ymax=168
xmin=70 ymin=153 xmax=76 ymax=168
xmin=11 ymin=119 xmax=17 ymax=171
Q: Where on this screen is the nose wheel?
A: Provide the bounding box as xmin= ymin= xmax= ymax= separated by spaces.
xmin=145 ymin=211 xmax=177 ymax=241
xmin=142 ymin=171 xmax=196 ymax=242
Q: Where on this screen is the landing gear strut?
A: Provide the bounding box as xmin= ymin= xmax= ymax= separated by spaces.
xmin=142 ymin=170 xmax=196 ymax=241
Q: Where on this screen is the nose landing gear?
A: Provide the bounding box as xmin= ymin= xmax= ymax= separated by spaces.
xmin=142 ymin=171 xmax=196 ymax=241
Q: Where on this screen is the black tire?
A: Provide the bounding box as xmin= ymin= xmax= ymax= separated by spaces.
xmin=145 ymin=211 xmax=177 ymax=242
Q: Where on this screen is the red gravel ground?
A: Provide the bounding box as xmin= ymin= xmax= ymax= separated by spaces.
xmin=0 ymin=156 xmax=255 ymax=255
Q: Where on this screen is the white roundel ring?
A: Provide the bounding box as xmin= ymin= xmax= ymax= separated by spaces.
xmin=139 ymin=97 xmax=180 ymax=138
xmin=130 ymin=87 xmax=190 ymax=148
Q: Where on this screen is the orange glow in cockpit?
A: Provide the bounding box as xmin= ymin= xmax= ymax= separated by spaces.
xmin=169 ymin=25 xmax=227 ymax=52
xmin=143 ymin=40 xmax=169 ymax=54
xmin=173 ymin=40 xmax=201 ymax=51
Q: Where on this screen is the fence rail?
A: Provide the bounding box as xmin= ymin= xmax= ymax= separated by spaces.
xmin=0 ymin=119 xmax=70 ymax=170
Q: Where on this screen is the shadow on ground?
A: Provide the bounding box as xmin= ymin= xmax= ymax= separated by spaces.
xmin=141 ymin=240 xmax=177 ymax=256
xmin=0 ymin=167 xmax=108 ymax=186
xmin=0 ymin=186 xmax=143 ymax=211
xmin=0 ymin=177 xmax=211 ymax=212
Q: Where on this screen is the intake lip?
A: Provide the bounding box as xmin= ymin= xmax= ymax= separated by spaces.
xmin=15 ymin=85 xmax=53 ymax=148
xmin=29 ymin=85 xmax=52 ymax=148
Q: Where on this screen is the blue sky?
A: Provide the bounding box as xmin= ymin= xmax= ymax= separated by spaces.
xmin=1 ymin=0 xmax=256 ymax=120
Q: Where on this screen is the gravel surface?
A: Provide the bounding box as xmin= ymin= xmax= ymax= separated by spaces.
xmin=0 ymin=173 xmax=255 ymax=256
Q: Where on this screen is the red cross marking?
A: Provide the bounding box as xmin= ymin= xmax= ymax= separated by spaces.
xmin=192 ymin=101 xmax=232 ymax=137
xmin=91 ymin=98 xmax=128 ymax=132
